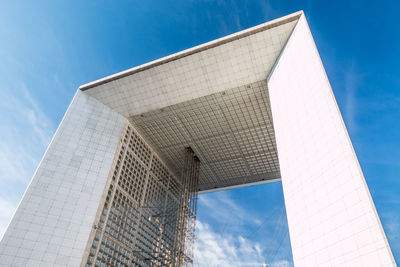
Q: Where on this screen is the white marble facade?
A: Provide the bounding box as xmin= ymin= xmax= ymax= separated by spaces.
xmin=0 ymin=11 xmax=395 ymax=267
xmin=268 ymin=15 xmax=395 ymax=266
xmin=0 ymin=91 xmax=125 ymax=266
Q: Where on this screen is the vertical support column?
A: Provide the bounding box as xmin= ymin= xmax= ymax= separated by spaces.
xmin=267 ymin=15 xmax=395 ymax=266
xmin=0 ymin=91 xmax=125 ymax=266
xmin=175 ymin=147 xmax=200 ymax=267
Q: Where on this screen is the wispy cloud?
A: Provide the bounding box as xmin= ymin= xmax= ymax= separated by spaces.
xmin=0 ymin=83 xmax=54 ymax=238
xmin=196 ymin=191 xmax=293 ymax=266
xmin=380 ymin=210 xmax=400 ymax=258
xmin=198 ymin=191 xmax=262 ymax=227
xmin=271 ymin=260 xmax=292 ymax=267
xmin=195 ymin=220 xmax=265 ymax=267
xmin=0 ymin=197 xmax=16 ymax=240
xmin=258 ymin=0 xmax=278 ymax=21
xmin=20 ymin=85 xmax=53 ymax=146
xmin=0 ymin=83 xmax=53 ymax=183
xmin=343 ymin=62 xmax=359 ymax=134
xmin=195 ymin=220 xmax=291 ymax=267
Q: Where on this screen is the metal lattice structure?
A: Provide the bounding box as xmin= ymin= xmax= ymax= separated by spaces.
xmin=83 ymin=124 xmax=199 ymax=267
xmin=176 ymin=148 xmax=200 ymax=266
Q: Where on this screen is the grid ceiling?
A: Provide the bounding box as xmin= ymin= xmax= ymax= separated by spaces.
xmin=80 ymin=13 xmax=302 ymax=191
xmin=129 ymin=80 xmax=281 ymax=191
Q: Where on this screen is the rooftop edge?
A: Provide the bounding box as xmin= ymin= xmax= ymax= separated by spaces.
xmin=79 ymin=10 xmax=303 ymax=91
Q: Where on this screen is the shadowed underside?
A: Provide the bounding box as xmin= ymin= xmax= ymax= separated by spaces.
xmin=81 ymin=12 xmax=302 ymax=192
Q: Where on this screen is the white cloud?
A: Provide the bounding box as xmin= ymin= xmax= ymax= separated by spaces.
xmin=198 ymin=191 xmax=262 ymax=226
xmin=258 ymin=0 xmax=278 ymax=21
xmin=194 ymin=220 xmax=265 ymax=267
xmin=270 ymin=260 xmax=292 ymax=267
xmin=0 ymin=83 xmax=54 ymax=239
xmin=381 ymin=210 xmax=400 ymax=254
xmin=0 ymin=197 xmax=17 ymax=239
xmin=21 ymin=85 xmax=53 ymax=146
xmin=195 ymin=191 xmax=292 ymax=266
xmin=0 ymin=83 xmax=53 ymax=183
xmin=194 ymin=221 xmax=291 ymax=267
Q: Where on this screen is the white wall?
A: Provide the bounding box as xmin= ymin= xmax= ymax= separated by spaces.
xmin=0 ymin=91 xmax=125 ymax=266
xmin=268 ymin=15 xmax=395 ymax=266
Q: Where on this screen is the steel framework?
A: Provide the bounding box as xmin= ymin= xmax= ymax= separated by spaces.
xmin=83 ymin=124 xmax=200 ymax=267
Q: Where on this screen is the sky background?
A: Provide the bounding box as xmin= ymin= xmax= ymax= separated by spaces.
xmin=0 ymin=1 xmax=399 ymax=266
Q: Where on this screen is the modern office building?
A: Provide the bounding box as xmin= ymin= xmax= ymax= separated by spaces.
xmin=0 ymin=11 xmax=396 ymax=267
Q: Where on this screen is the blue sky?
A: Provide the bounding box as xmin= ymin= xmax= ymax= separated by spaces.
xmin=0 ymin=1 xmax=399 ymax=266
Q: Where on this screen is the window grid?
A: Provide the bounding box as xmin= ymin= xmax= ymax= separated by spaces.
xmin=85 ymin=123 xmax=192 ymax=267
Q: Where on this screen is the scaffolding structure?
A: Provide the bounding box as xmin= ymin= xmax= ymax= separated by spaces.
xmin=175 ymin=148 xmax=200 ymax=266
xmin=84 ymin=124 xmax=200 ymax=267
